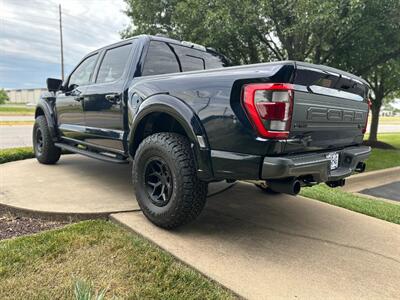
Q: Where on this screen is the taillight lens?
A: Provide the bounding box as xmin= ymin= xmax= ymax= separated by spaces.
xmin=362 ymin=98 xmax=372 ymax=134
xmin=242 ymin=83 xmax=294 ymax=139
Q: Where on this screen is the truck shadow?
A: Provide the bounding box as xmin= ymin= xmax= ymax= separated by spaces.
xmin=56 ymin=156 xmax=399 ymax=264
xmin=58 ymin=156 xmax=326 ymax=239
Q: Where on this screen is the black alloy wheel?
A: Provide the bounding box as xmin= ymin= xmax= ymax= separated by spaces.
xmin=35 ymin=127 xmax=44 ymax=155
xmin=144 ymin=157 xmax=173 ymax=207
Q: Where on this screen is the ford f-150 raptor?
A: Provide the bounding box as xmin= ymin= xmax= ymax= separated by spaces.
xmin=34 ymin=34 xmax=371 ymax=228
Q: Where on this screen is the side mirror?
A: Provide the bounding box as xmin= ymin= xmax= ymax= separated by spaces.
xmin=46 ymin=78 xmax=63 ymax=92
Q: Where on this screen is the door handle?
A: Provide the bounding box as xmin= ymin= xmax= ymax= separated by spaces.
xmin=74 ymin=96 xmax=84 ymax=102
xmin=105 ymin=93 xmax=120 ymax=104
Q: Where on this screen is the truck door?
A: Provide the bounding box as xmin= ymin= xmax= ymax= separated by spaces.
xmin=82 ymin=43 xmax=133 ymax=151
xmin=55 ymin=53 xmax=99 ymax=141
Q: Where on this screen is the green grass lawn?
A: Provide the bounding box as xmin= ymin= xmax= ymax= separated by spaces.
xmin=365 ymin=133 xmax=400 ymax=171
xmin=0 ymin=147 xmax=34 ymax=164
xmin=367 ymin=132 xmax=400 ymax=148
xmin=366 ymin=148 xmax=400 ymax=171
xmin=301 ymin=185 xmax=400 ymax=224
xmin=0 ymin=105 xmax=35 ymax=115
xmin=0 ymin=220 xmax=234 ymax=300
xmin=367 ymin=116 xmax=400 ymax=124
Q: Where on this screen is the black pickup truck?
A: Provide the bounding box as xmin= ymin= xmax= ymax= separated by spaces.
xmin=34 ymin=34 xmax=371 ymax=228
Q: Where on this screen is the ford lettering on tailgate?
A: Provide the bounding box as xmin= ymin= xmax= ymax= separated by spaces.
xmin=306 ymin=107 xmax=365 ymax=122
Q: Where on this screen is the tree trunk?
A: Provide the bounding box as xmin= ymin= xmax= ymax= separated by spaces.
xmin=368 ymin=104 xmax=381 ymax=142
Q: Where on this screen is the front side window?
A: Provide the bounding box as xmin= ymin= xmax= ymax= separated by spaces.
xmin=96 ymin=44 xmax=132 ymax=84
xmin=68 ymin=54 xmax=98 ymax=88
xmin=142 ymin=41 xmax=180 ymax=76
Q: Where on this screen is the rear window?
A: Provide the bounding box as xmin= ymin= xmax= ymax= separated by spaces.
xmin=142 ymin=41 xmax=228 ymax=76
xmin=96 ymin=44 xmax=132 ymax=83
xmin=294 ymin=68 xmax=368 ymax=101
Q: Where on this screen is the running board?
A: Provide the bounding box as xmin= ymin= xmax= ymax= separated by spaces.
xmin=55 ymin=143 xmax=129 ymax=164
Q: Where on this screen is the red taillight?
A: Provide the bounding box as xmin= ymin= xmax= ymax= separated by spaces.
xmin=242 ymin=83 xmax=294 ymax=139
xmin=362 ymin=98 xmax=372 ymax=134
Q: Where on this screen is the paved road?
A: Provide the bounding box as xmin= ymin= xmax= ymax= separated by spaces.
xmin=368 ymin=124 xmax=400 ymax=133
xmin=0 ymin=125 xmax=33 ymax=149
xmin=361 ymin=181 xmax=400 ymax=201
xmin=0 ymin=115 xmax=34 ymax=121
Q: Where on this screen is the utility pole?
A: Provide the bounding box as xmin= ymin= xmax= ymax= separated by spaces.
xmin=59 ymin=4 xmax=64 ymax=81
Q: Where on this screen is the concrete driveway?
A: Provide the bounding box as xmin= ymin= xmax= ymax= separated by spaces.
xmin=113 ymin=183 xmax=400 ymax=299
xmin=1 ymin=155 xmax=399 ymax=299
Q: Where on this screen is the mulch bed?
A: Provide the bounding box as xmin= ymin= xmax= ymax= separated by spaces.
xmin=0 ymin=205 xmax=68 ymax=241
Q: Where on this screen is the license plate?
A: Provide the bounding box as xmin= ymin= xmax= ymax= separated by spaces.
xmin=326 ymin=152 xmax=339 ymax=170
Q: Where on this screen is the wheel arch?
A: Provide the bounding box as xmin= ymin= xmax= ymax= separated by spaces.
xmin=128 ymin=94 xmax=213 ymax=180
xmin=35 ymin=99 xmax=58 ymax=140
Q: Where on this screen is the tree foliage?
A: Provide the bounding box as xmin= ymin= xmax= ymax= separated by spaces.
xmin=0 ymin=89 xmax=9 ymax=104
xmin=122 ymin=0 xmax=400 ymax=139
xmin=123 ymin=0 xmax=400 ymax=67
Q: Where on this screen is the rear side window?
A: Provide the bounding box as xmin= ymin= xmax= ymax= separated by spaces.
xmin=171 ymin=45 xmax=205 ymax=72
xmin=142 ymin=41 xmax=229 ymax=76
xmin=171 ymin=44 xmax=228 ymax=71
xmin=69 ymin=54 xmax=98 ymax=88
xmin=96 ymin=44 xmax=132 ymax=83
xmin=142 ymin=41 xmax=180 ymax=76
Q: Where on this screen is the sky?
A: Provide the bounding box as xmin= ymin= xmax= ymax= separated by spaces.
xmin=0 ymin=0 xmax=130 ymax=89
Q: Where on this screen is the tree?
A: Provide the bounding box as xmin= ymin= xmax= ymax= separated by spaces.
xmin=122 ymin=0 xmax=400 ymax=138
xmin=0 ymin=89 xmax=9 ymax=104
xmin=122 ymin=0 xmax=277 ymax=64
xmin=366 ymin=60 xmax=400 ymax=141
xmin=122 ymin=0 xmax=400 ymax=65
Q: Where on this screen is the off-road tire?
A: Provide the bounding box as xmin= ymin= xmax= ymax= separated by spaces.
xmin=133 ymin=132 xmax=208 ymax=229
xmin=33 ymin=116 xmax=61 ymax=164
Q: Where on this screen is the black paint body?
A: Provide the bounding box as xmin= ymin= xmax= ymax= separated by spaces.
xmin=36 ymin=35 xmax=370 ymax=182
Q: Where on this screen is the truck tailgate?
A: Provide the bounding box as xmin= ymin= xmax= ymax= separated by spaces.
xmin=287 ymin=62 xmax=369 ymax=153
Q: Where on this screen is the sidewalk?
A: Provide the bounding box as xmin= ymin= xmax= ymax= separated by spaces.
xmin=112 ymin=181 xmax=400 ymax=300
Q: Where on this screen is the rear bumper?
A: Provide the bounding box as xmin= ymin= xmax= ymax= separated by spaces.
xmin=261 ymin=146 xmax=371 ymax=182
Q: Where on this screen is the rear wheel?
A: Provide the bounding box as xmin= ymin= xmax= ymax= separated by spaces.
xmin=33 ymin=116 xmax=61 ymax=164
xmin=133 ymin=133 xmax=208 ymax=229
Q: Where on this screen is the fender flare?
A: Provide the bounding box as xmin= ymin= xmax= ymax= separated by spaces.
xmin=128 ymin=94 xmax=213 ymax=180
xmin=35 ymin=98 xmax=58 ymax=140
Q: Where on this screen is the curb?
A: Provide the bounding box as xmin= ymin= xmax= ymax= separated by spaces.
xmin=346 ymin=166 xmax=400 ymax=185
xmin=352 ymin=192 xmax=400 ymax=206
xmin=0 ymin=203 xmax=139 ymax=222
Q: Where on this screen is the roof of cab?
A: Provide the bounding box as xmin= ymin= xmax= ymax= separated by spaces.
xmin=85 ymin=34 xmax=203 ymax=57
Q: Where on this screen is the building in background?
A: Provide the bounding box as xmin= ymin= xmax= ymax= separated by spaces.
xmin=380 ymin=99 xmax=400 ymax=117
xmin=5 ymin=88 xmax=47 ymax=104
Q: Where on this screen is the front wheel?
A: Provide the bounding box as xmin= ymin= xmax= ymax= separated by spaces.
xmin=33 ymin=116 xmax=61 ymax=164
xmin=132 ymin=133 xmax=208 ymax=229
